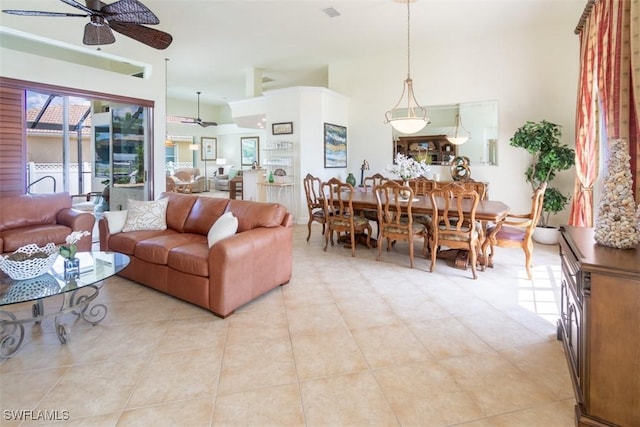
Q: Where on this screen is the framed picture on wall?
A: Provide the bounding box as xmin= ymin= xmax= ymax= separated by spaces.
xmin=241 ymin=136 xmax=259 ymax=166
xmin=324 ymin=123 xmax=347 ymax=168
xmin=272 ymin=122 xmax=293 ymax=135
xmin=201 ymin=137 xmax=217 ymax=161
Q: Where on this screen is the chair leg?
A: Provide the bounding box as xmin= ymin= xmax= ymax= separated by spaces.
xmin=350 ymin=232 xmax=356 ymax=257
xmin=524 ymin=242 xmax=533 ymax=280
xmin=365 ymin=225 xmax=372 ymax=249
xmin=408 ymin=237 xmax=414 ymax=268
xmin=469 ymin=243 xmax=478 ymax=280
xmin=306 ymin=219 xmax=313 ymax=242
xmin=323 ymin=229 xmax=330 ymax=252
xmin=430 ymin=242 xmax=437 ymax=272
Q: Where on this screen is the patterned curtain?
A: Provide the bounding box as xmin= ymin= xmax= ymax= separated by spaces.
xmin=631 ymin=0 xmax=640 ymax=199
xmin=569 ymin=5 xmax=598 ymax=226
xmin=569 ymin=0 xmax=640 ymax=226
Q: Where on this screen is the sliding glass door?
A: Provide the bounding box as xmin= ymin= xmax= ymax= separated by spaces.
xmin=23 ymin=89 xmax=152 ymax=210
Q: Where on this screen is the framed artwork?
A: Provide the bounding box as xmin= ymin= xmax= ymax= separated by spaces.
xmin=201 ymin=137 xmax=217 ymax=161
xmin=272 ymin=122 xmax=293 ymax=135
xmin=241 ymin=136 xmax=259 ymax=166
xmin=324 ymin=123 xmax=347 ymax=168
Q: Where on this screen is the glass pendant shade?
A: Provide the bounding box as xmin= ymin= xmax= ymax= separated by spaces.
xmin=384 ymin=1 xmax=428 ymax=135
xmin=446 ymin=113 xmax=470 ymax=145
xmin=385 ymin=79 xmax=428 ymax=134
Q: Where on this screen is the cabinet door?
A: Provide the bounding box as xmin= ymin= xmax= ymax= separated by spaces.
xmin=560 ymin=270 xmax=583 ymax=403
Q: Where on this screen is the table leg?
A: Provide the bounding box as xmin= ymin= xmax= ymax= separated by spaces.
xmin=0 ymin=311 xmax=25 ymax=358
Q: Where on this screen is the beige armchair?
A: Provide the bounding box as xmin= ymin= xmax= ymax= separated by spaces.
xmin=174 ymin=168 xmax=207 ymax=193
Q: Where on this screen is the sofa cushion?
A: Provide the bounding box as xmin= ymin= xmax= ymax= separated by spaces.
xmin=108 ymin=229 xmax=173 ymax=255
xmin=160 ymin=192 xmax=198 ymax=232
xmin=0 ymin=192 xmax=72 ymax=231
xmin=1 ymin=224 xmax=71 ymax=253
xmin=103 ymin=210 xmax=128 ymax=234
xmin=183 ymin=197 xmax=229 ymax=235
xmin=207 ymin=212 xmax=238 ymax=248
xmin=122 ymin=198 xmax=168 ymax=232
xmin=168 ymin=242 xmax=210 ymax=277
xmin=135 ymin=233 xmax=205 ymax=265
xmin=226 ymin=200 xmax=287 ymax=232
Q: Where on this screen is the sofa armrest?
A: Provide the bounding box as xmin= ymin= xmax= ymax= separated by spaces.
xmin=208 ymin=225 xmax=293 ymax=316
xmin=98 ymin=217 xmax=111 ymax=251
xmin=56 ymin=208 xmax=96 ymax=251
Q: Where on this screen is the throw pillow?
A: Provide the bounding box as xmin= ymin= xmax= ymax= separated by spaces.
xmin=103 ymin=210 xmax=128 ymax=234
xmin=122 ymin=198 xmax=169 ymax=232
xmin=207 ymin=212 xmax=238 ymax=248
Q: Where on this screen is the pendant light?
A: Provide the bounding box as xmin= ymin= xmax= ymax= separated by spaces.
xmin=384 ymin=0 xmax=428 ymax=135
xmin=164 ymin=58 xmax=174 ymax=147
xmin=446 ymin=113 xmax=470 ymax=145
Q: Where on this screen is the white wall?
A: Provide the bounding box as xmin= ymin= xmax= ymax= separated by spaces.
xmin=1 ymin=19 xmax=579 ymax=222
xmin=329 ymin=22 xmax=579 ymax=221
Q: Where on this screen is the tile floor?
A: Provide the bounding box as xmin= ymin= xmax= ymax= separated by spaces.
xmin=0 ymin=225 xmax=575 ymax=426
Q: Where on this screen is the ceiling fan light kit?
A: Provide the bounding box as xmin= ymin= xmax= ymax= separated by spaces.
xmin=2 ymin=0 xmax=173 ymax=49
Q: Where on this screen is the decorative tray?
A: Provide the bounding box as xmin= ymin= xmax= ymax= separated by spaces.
xmin=0 ymin=243 xmax=58 ymax=280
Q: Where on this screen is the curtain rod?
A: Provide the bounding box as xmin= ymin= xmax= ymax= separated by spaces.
xmin=574 ymin=0 xmax=597 ymax=34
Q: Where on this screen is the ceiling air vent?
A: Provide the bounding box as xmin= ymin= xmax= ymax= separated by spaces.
xmin=322 ymin=7 xmax=341 ymax=18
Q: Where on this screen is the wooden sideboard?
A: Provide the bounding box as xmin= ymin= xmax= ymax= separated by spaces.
xmin=557 ymin=225 xmax=640 ymax=426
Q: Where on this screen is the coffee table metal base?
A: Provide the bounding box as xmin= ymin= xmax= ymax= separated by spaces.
xmin=0 ymin=284 xmax=106 ymax=358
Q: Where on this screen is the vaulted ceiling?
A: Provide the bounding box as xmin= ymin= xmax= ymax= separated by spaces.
xmin=0 ymin=0 xmax=584 ymax=106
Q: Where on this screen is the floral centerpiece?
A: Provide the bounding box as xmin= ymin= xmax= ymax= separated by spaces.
xmin=385 ymin=153 xmax=430 ymax=181
xmin=59 ymin=231 xmax=90 ymax=280
xmin=59 ymin=231 xmax=90 ymax=259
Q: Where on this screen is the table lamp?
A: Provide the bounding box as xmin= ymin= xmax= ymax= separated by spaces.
xmin=216 ymin=158 xmax=227 ymax=175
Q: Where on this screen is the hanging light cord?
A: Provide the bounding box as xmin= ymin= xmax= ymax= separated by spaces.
xmin=406 ymin=0 xmax=411 ymax=80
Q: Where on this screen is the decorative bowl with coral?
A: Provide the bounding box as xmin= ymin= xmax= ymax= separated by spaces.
xmin=0 ymin=243 xmax=58 ymax=280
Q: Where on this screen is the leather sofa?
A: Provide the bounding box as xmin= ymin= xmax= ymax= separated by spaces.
xmin=0 ymin=192 xmax=95 ymax=254
xmin=98 ymin=192 xmax=293 ymax=318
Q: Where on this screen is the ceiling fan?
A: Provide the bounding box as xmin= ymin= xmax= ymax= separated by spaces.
xmin=181 ymin=92 xmax=218 ymax=128
xmin=2 ymin=0 xmax=173 ymax=50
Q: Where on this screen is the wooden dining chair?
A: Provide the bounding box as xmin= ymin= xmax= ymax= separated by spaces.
xmin=374 ymin=181 xmax=428 ymax=268
xmin=429 ymin=184 xmax=481 ymax=279
xmin=361 ymin=173 xmax=389 ymax=238
xmin=303 ymin=173 xmax=327 ymax=241
xmin=408 ymin=176 xmax=438 ymax=196
xmin=481 ymin=184 xmax=546 ymax=279
xmin=362 ymin=173 xmax=388 ymax=191
xmin=321 ymin=178 xmax=372 ymax=257
xmin=406 ymin=177 xmax=438 ymax=238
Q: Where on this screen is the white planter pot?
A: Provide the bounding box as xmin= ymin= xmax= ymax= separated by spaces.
xmin=533 ymin=226 xmax=560 ymax=245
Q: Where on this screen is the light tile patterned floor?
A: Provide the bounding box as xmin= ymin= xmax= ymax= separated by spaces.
xmin=0 ymin=225 xmax=575 ymax=426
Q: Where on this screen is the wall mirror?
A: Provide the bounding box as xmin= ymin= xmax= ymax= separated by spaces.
xmin=392 ymin=100 xmax=498 ymax=165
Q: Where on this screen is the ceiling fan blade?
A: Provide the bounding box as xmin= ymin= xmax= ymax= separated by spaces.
xmin=83 ymin=21 xmax=115 ymax=45
xmin=2 ymin=10 xmax=88 ymax=17
xmin=109 ymin=22 xmax=172 ymax=49
xmin=180 ymin=118 xmax=198 ymax=125
xmin=58 ymin=0 xmax=96 ymax=15
xmin=102 ymin=0 xmax=159 ymax=25
xmin=199 ymin=121 xmax=218 ymax=127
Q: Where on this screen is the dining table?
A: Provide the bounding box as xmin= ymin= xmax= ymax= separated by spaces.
xmin=348 ymin=190 xmax=510 ymax=223
xmin=344 ymin=189 xmax=511 ymax=269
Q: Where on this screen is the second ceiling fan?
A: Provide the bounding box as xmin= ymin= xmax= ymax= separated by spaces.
xmin=181 ymin=92 xmax=217 ymax=127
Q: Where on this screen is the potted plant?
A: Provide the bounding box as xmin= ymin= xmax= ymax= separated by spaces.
xmin=510 ymin=120 xmax=575 ymax=244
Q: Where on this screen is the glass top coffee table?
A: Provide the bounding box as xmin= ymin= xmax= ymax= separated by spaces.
xmin=0 ymin=251 xmax=129 ymax=358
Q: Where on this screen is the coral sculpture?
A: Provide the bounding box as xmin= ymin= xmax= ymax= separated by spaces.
xmin=594 ymin=139 xmax=640 ymax=249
